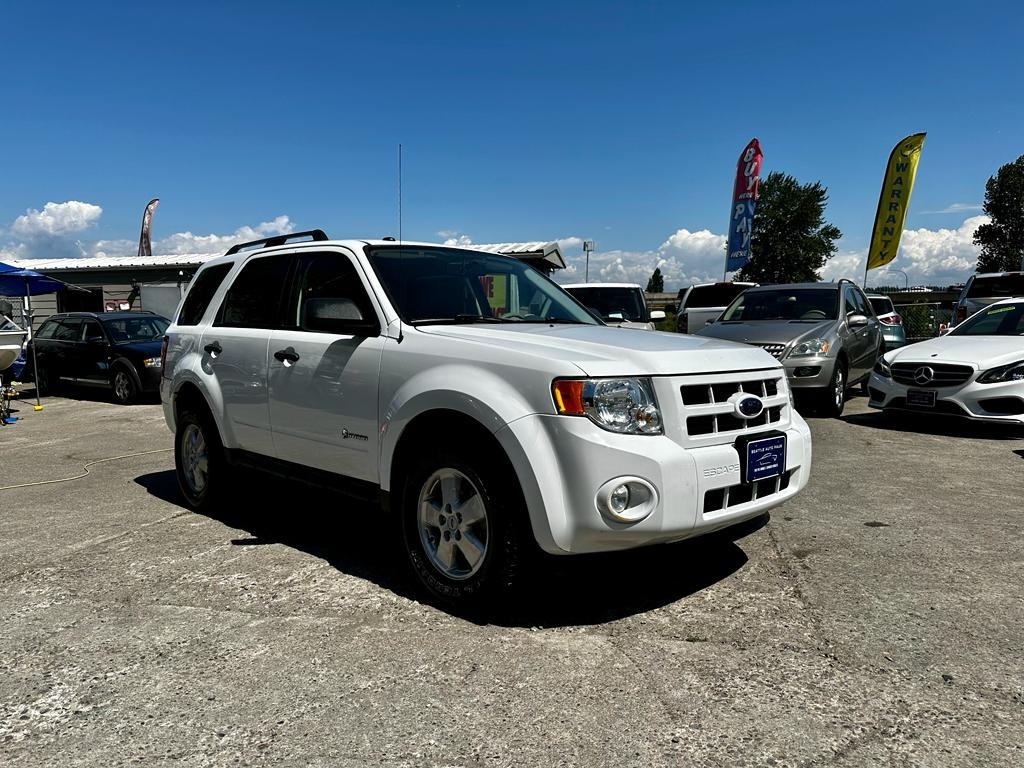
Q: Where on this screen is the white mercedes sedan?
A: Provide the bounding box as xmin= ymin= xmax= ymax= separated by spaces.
xmin=868 ymin=298 xmax=1024 ymax=424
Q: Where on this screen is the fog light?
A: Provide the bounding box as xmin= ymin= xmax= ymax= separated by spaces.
xmin=609 ymin=484 xmax=630 ymax=514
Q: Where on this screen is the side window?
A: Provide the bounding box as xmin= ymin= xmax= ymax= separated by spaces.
xmin=81 ymin=319 xmax=103 ymax=342
xmin=844 ymin=287 xmax=867 ymax=317
xmin=35 ymin=320 xmax=60 ymax=339
xmin=215 ymin=256 xmax=290 ymax=329
xmin=52 ymin=318 xmax=83 ymax=341
xmin=178 ymin=263 xmax=232 ymax=326
xmin=285 ymin=252 xmax=377 ymax=333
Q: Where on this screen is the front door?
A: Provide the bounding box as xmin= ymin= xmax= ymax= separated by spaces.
xmin=268 ymin=249 xmax=384 ymax=483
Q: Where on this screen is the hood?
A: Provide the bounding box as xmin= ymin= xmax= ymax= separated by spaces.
xmin=697 ymin=319 xmax=833 ymax=347
xmin=114 ymin=339 xmax=163 ymax=358
xmin=887 ymin=336 xmax=1024 ymax=368
xmin=419 ymin=323 xmax=781 ymax=377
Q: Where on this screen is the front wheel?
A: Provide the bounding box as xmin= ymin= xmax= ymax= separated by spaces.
xmin=401 ymin=451 xmax=525 ymax=609
xmin=817 ymin=362 xmax=847 ymax=418
xmin=175 ymin=409 xmax=226 ymax=511
xmin=111 ymin=366 xmax=138 ymax=404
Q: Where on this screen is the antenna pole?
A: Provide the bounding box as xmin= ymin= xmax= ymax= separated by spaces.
xmin=398 ymin=144 xmax=403 ymax=244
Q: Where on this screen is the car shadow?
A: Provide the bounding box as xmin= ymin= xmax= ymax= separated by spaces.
xmin=18 ymin=383 xmax=159 ymax=405
xmin=842 ymin=409 xmax=1024 ymax=441
xmin=134 ymin=468 xmax=760 ymax=628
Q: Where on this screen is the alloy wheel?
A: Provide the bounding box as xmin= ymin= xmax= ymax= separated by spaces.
xmin=114 ymin=371 xmax=132 ymax=402
xmin=417 ymin=468 xmax=489 ymax=581
xmin=180 ymin=423 xmax=209 ymax=495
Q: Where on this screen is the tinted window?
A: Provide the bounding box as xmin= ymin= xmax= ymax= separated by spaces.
xmin=285 ymin=252 xmax=377 ymax=334
xmin=966 ymin=275 xmax=1024 ymax=298
xmin=685 ymin=283 xmax=751 ymax=308
xmin=722 ymin=289 xmax=838 ymax=321
xmin=52 ymin=318 xmax=82 ymax=341
xmin=869 ymin=297 xmax=894 ymax=315
xmin=844 ymin=287 xmax=870 ymax=316
xmin=36 ymin=320 xmax=60 ymax=339
xmin=179 ymin=263 xmax=233 ymax=325
xmin=81 ymin=319 xmax=104 ymax=342
xmin=565 ymin=286 xmax=645 ymax=322
xmin=950 ymin=302 xmax=1024 ymax=336
xmin=215 ymin=256 xmax=290 ymax=329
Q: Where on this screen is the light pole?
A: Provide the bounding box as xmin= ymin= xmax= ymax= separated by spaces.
xmin=583 ymin=240 xmax=595 ymax=283
xmin=886 ymin=268 xmax=908 ymax=291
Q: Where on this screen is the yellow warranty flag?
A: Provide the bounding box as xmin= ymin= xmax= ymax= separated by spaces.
xmin=867 ymin=133 xmax=926 ymax=271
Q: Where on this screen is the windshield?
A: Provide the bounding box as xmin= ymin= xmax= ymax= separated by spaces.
xmin=102 ymin=315 xmax=169 ymax=343
xmin=685 ymin=283 xmax=751 ymax=309
xmin=564 ymin=286 xmax=645 ymax=322
xmin=966 ymin=274 xmax=1024 ymax=298
xmin=721 ymin=289 xmax=839 ymax=322
xmin=366 ymin=247 xmax=597 ymax=325
xmin=949 ymin=302 xmax=1024 ymax=336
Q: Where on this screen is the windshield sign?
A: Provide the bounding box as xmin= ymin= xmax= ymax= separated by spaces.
xmin=722 ymin=289 xmax=839 ymax=322
xmin=367 ymin=247 xmax=596 ymax=326
xmin=950 ymin=303 xmax=1024 ymax=336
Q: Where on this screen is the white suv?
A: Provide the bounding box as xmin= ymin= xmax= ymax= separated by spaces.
xmin=161 ymin=231 xmax=812 ymax=607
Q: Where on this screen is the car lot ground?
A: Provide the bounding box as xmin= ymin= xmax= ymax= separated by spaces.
xmin=1 ymin=391 xmax=1022 ymax=767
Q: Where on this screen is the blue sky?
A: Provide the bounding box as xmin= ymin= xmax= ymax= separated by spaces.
xmin=2 ymin=1 xmax=1022 ymax=289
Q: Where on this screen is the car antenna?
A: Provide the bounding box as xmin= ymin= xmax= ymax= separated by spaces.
xmin=396 ymin=142 xmax=404 ymax=343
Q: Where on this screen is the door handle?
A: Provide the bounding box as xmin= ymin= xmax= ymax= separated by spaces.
xmin=274 ymin=347 xmax=300 ymax=364
xmin=203 ymin=341 xmax=222 ymax=357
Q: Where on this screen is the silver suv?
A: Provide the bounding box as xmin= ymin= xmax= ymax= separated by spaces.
xmin=697 ymin=280 xmax=882 ymax=417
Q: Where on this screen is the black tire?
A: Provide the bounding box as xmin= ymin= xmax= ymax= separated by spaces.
xmin=110 ymin=364 xmax=138 ymax=405
xmin=174 ymin=408 xmax=227 ymax=512
xmin=817 ymin=361 xmax=847 ymax=418
xmin=401 ymin=448 xmax=527 ymax=609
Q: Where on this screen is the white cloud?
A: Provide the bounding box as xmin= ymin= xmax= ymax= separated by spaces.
xmin=920 ymin=202 xmax=984 ymax=215
xmin=438 ymin=230 xmax=474 ymax=247
xmin=10 ymin=201 xmax=103 ymax=237
xmin=152 ymin=215 xmax=295 ymax=255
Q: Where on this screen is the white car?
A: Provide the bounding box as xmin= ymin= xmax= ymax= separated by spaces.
xmin=868 ymin=298 xmax=1024 ymax=423
xmin=161 ymin=232 xmax=812 ymax=607
xmin=561 ymin=282 xmax=665 ymax=330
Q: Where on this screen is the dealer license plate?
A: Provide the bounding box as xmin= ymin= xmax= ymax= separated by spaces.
xmin=906 ymin=389 xmax=937 ymax=408
xmin=745 ymin=434 xmax=787 ymax=483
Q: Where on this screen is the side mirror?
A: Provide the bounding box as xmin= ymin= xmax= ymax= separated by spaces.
xmin=304 ymin=298 xmax=379 ymax=336
xmin=649 ymin=310 xmax=666 ymax=321
xmin=847 ymin=313 xmax=869 ymax=328
xmin=664 ymin=303 xmax=677 ymax=315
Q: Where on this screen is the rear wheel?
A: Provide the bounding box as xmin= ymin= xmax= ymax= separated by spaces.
xmin=401 ymin=449 xmax=526 ymax=609
xmin=175 ymin=408 xmax=226 ymax=511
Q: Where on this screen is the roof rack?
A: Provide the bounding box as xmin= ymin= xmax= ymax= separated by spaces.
xmin=225 ymin=229 xmax=329 ymax=256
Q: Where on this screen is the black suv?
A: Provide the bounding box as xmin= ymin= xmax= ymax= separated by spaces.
xmin=27 ymin=311 xmax=170 ymax=403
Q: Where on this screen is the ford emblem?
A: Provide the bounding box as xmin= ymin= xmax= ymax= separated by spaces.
xmin=735 ymin=395 xmax=764 ymax=419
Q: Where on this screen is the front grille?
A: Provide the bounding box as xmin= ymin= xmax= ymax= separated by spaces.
xmin=703 ymin=470 xmax=793 ymax=513
xmin=687 ymin=406 xmax=783 ymax=436
xmin=681 ymin=376 xmax=784 ymax=436
xmin=757 ymin=344 xmax=787 ymax=359
xmin=891 ymin=362 xmax=973 ymax=387
xmin=681 ymin=378 xmax=779 ymax=405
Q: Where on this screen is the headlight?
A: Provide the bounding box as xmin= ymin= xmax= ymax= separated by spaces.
xmin=788 ymin=338 xmax=829 ymax=358
xmin=978 ymin=360 xmax=1024 ymax=384
xmin=873 ymin=357 xmax=892 ymax=378
xmin=142 ymin=357 xmax=162 ymax=368
xmin=552 ymin=377 xmax=663 ymax=434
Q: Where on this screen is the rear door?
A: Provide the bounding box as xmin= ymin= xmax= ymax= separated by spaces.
xmin=201 ymin=253 xmax=291 ymax=456
xmin=76 ymin=318 xmax=110 ymax=386
xmin=268 ymin=249 xmax=385 ymax=482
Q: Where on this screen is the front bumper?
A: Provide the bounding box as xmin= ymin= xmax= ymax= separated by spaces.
xmin=867 ymin=371 xmax=1024 ymax=424
xmin=497 ymin=411 xmax=812 ymax=555
xmin=781 ymin=355 xmax=837 ymax=390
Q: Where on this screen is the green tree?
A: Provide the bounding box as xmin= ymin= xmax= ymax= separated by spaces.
xmin=737 ymin=171 xmax=841 ymax=284
xmin=646 ymin=267 xmax=664 ymax=292
xmin=974 ymin=154 xmax=1024 ymax=273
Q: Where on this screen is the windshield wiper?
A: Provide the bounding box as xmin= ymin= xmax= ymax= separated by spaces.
xmin=517 ymin=317 xmax=590 ymax=324
xmin=410 ymin=314 xmax=513 ymax=326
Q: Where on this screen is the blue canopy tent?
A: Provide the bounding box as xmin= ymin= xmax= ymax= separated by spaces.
xmin=0 ymin=260 xmax=86 ymax=410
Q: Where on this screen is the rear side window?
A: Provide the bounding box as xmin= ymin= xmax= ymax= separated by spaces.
xmin=869 ymin=297 xmax=894 ymax=315
xmin=178 ymin=263 xmax=233 ymax=326
xmin=967 ymin=274 xmax=1024 ymax=298
xmin=215 ymin=255 xmax=290 ymax=329
xmin=36 ymin=320 xmax=60 ymax=339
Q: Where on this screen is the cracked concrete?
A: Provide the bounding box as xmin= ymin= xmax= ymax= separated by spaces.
xmin=0 ymin=393 xmax=1021 ymax=766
